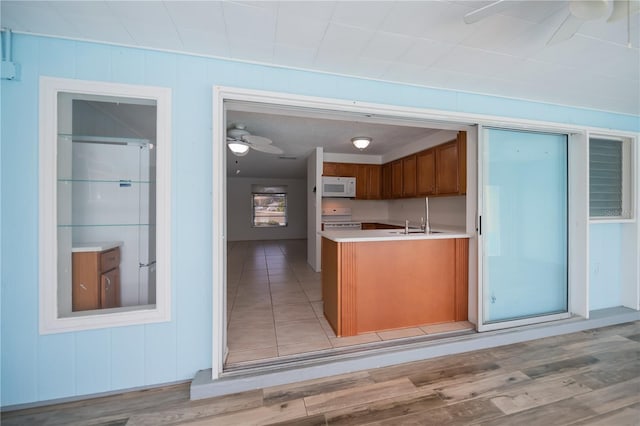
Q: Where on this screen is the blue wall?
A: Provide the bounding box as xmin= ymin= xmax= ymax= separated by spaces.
xmin=1 ymin=34 xmax=638 ymax=406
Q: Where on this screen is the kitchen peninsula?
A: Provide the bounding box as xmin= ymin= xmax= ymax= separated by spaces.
xmin=321 ymin=229 xmax=470 ymax=337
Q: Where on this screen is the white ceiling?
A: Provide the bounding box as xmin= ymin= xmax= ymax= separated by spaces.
xmin=3 ymin=1 xmax=639 ymax=179
xmin=2 ymin=0 xmax=639 ymax=116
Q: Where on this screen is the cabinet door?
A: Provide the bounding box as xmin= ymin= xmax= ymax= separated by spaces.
xmin=336 ymin=163 xmax=357 ymax=177
xmin=367 ymin=165 xmax=382 ymax=199
xmin=101 ymin=267 xmax=120 ymax=309
xmin=391 ymin=160 xmax=403 ymax=198
xmin=436 ymin=140 xmax=460 ymax=195
xmin=457 ymin=131 xmax=467 ymax=195
xmin=323 ymin=162 xmax=338 ymax=176
xmin=355 ymin=164 xmax=368 ymax=199
xmin=382 ymin=163 xmax=392 ymax=199
xmin=402 ymin=155 xmax=417 ymax=197
xmin=416 ymin=149 xmax=436 ymax=195
xmin=72 ymin=252 xmax=100 ymax=311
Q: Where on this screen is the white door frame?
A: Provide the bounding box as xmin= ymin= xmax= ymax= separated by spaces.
xmin=211 ymin=85 xmax=628 ymax=379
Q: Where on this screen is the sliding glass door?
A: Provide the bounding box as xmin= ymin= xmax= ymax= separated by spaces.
xmin=479 ymin=128 xmax=569 ymax=329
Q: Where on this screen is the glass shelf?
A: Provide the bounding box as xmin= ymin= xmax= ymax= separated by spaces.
xmin=57 ymin=223 xmax=153 ymax=228
xmin=58 ymin=133 xmax=150 ymax=147
xmin=58 ymin=179 xmax=153 ymax=184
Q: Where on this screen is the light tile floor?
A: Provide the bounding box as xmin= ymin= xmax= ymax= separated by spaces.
xmin=226 ymin=239 xmax=474 ymax=365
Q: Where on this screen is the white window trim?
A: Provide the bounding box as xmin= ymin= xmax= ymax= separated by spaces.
xmin=39 ymin=76 xmax=172 ymax=334
xmin=588 ymin=132 xmax=637 ymax=223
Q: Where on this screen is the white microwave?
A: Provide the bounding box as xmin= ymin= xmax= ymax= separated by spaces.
xmin=322 ymin=176 xmax=356 ymax=198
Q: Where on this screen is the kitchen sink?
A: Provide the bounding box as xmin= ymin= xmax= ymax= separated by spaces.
xmin=387 ymin=230 xmax=443 ymax=234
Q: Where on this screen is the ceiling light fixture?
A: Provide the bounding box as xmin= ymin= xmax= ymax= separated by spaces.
xmin=352 ymin=136 xmax=371 ymax=150
xmin=228 ymin=141 xmax=250 ymax=156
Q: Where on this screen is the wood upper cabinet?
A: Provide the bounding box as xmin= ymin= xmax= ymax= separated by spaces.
xmin=436 ymin=140 xmax=461 ymax=195
xmin=402 ymin=155 xmax=417 ymax=197
xmin=382 ymin=163 xmax=392 ymax=199
xmin=391 ymin=160 xmax=403 ymax=198
xmin=322 ymin=162 xmax=358 ymax=177
xmin=366 ymin=165 xmax=382 ymax=199
xmin=355 ymin=165 xmax=368 ymax=199
xmin=323 ymin=162 xmax=339 ymax=176
xmin=416 ymin=148 xmax=436 ymax=195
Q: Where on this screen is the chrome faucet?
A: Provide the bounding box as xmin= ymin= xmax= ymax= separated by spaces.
xmin=405 ymin=219 xmax=410 ymax=234
xmin=423 ymin=197 xmax=431 ymax=234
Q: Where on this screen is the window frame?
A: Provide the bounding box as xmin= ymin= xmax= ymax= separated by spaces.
xmin=251 ymin=192 xmax=288 ymax=228
xmin=39 ymin=77 xmax=172 ymax=334
xmin=588 ymin=132 xmax=635 ymax=223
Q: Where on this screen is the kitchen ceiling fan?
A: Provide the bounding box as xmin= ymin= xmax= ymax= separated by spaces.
xmin=463 ymin=0 xmax=639 ymax=46
xmin=226 ymin=123 xmax=283 ymax=156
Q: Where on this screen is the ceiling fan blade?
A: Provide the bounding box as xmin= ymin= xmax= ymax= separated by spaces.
xmin=243 ymin=134 xmax=273 ymax=145
xmin=463 ymin=0 xmax=510 ymax=24
xmin=250 ymin=144 xmax=284 ymax=154
xmin=608 ymin=0 xmax=640 ymax=22
xmin=547 ymin=13 xmax=584 ymax=45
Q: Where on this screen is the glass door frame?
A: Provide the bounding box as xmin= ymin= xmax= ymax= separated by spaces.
xmin=476 ymin=124 xmax=588 ymax=332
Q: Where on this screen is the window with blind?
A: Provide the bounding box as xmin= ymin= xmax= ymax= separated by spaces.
xmin=251 ymin=184 xmax=288 ymax=227
xmin=589 ymin=136 xmax=632 ymax=219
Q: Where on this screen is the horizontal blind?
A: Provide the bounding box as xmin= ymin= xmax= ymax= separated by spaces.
xmin=589 ymin=138 xmax=622 ymax=217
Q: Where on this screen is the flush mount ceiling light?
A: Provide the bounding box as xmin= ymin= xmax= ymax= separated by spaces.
xmin=352 ymin=136 xmax=371 ymax=150
xmin=227 ymin=141 xmax=250 ymax=156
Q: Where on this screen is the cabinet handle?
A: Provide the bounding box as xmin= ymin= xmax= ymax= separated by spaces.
xmin=105 ymin=276 xmax=111 ymax=289
xmin=80 ymin=284 xmax=87 ymax=291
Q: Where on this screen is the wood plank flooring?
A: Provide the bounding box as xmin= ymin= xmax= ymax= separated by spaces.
xmin=3 ymin=321 xmax=639 ymax=426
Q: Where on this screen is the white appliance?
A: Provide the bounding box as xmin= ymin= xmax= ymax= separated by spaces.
xmin=321 ymin=207 xmax=362 ymax=230
xmin=321 ymin=176 xmax=356 ymax=198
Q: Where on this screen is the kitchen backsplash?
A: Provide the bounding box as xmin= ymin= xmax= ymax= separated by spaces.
xmin=388 ymin=196 xmax=466 ymax=228
xmin=321 ymin=195 xmax=465 ymax=227
xmin=321 ymin=198 xmax=390 ymax=220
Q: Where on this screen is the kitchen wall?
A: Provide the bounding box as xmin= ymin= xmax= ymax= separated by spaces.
xmin=1 ymin=33 xmax=637 ymax=407
xmin=227 ymin=177 xmax=307 ymax=241
xmin=321 ymin=198 xmax=390 ymax=221
xmin=389 ymin=196 xmax=466 ymax=229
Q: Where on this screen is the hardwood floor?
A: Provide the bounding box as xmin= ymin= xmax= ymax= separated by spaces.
xmin=3 ymin=321 xmax=639 ymax=426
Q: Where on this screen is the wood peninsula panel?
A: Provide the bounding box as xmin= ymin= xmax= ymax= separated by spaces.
xmin=354 ymin=239 xmax=458 ymax=334
xmin=340 ymin=243 xmax=357 ymax=336
xmin=455 ymin=239 xmax=469 ymax=321
xmin=321 ymin=238 xmax=340 ymax=333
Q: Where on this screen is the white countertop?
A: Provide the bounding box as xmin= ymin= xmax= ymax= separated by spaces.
xmin=321 ymin=228 xmax=471 ymax=242
xmin=72 ymin=241 xmax=123 ymax=253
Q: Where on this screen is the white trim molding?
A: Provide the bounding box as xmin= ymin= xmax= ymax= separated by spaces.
xmin=211 ymin=85 xmax=639 ymax=381
xmin=39 ymin=76 xmax=172 ymax=334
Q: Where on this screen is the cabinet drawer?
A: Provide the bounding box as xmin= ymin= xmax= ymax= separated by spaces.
xmin=100 ymin=248 xmax=120 ymax=272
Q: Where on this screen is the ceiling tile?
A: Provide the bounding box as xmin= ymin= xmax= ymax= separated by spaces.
xmin=178 ymin=29 xmax=230 ymax=58
xmin=163 ymin=1 xmax=226 ymax=32
xmin=360 ymin=31 xmax=414 ymax=62
xmin=431 ymin=46 xmax=524 ymax=79
xmin=498 ymin=0 xmax=568 ymax=24
xmin=2 ymin=2 xmax=82 ymax=38
xmin=222 ymin=2 xmax=277 ymax=44
xmin=228 ymin=37 xmax=274 ymax=63
xmin=48 ymin=1 xmax=135 ymax=45
xmin=316 ymin=23 xmax=374 ymax=58
xmin=273 ymin=43 xmax=317 ymax=68
xmin=381 ymin=62 xmax=428 ymax=82
xmin=398 ymin=37 xmax=454 ymax=68
xmin=578 ymin=13 xmax=640 ymax=46
xmin=277 ymin=1 xmax=336 ymax=22
xmin=276 ymin=12 xmax=329 ymax=49
xmin=458 ymin=14 xmax=537 ymax=52
xmin=331 ymin=1 xmax=394 ymax=31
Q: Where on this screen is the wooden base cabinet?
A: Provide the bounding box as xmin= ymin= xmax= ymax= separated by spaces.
xmin=72 ymin=247 xmax=121 ymax=311
xmin=322 ymin=237 xmax=469 ymax=337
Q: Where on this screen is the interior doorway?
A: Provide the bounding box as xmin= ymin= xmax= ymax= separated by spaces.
xmin=219 ymin=90 xmax=478 ymax=371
